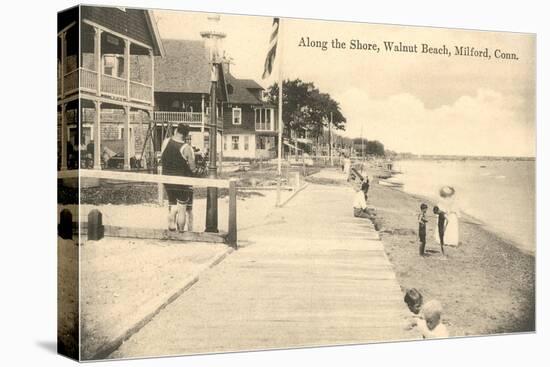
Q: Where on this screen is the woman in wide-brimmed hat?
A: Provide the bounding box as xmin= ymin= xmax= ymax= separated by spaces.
xmin=435 ymin=186 xmax=460 ymax=246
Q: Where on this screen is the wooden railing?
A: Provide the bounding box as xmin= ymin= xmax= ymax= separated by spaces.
xmin=63 ymin=69 xmax=79 ymax=94
xmin=81 ymin=68 xmax=97 ymax=92
xmin=154 ymin=111 xmax=204 ymax=124
xmin=130 ymin=81 xmax=152 ymax=103
xmin=255 ymin=122 xmax=274 ymax=131
xmin=57 ymin=169 xmax=238 ymax=247
xmin=101 ymin=74 xmax=126 ymax=98
xmin=70 ymin=68 xmax=153 ymax=106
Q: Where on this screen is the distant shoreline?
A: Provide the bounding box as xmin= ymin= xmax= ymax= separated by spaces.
xmin=393 ymin=155 xmax=535 ymax=162
xmin=389 ymin=185 xmax=535 ymax=257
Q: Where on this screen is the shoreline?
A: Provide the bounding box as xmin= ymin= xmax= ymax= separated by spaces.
xmin=366 ymin=178 xmax=535 ymax=336
xmin=391 ymin=185 xmax=535 ymax=257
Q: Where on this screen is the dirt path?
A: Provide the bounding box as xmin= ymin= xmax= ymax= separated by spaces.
xmin=109 ymin=169 xmax=418 ymax=359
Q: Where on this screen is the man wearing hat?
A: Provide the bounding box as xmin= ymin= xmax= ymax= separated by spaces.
xmin=161 ymin=123 xmax=196 ymax=232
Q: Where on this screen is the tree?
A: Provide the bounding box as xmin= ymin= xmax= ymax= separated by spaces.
xmin=266 ymin=79 xmax=346 ymax=140
xmin=365 ymin=140 xmax=385 ymax=156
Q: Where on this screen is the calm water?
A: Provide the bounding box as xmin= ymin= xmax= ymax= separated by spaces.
xmin=393 ymin=160 xmax=536 ymax=253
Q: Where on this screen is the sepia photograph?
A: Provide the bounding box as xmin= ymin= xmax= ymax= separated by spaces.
xmin=56 ymin=4 xmax=536 ymax=361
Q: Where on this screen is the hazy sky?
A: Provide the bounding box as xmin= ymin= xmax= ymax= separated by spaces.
xmin=154 ymin=10 xmax=536 ymax=157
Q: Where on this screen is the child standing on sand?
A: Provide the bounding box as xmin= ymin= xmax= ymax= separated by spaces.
xmin=433 ymin=206 xmax=448 ymax=255
xmin=418 ymin=203 xmax=428 ymax=256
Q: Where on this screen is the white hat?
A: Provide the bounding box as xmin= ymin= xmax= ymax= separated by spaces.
xmin=439 ymin=186 xmax=456 ymax=198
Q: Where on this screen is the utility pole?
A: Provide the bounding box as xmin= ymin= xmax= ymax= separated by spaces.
xmin=329 ymin=112 xmax=333 ymax=166
xmin=201 ymin=15 xmax=225 ymax=233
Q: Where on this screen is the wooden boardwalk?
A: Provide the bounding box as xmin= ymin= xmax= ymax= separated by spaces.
xmin=110 ymin=169 xmax=419 ymax=359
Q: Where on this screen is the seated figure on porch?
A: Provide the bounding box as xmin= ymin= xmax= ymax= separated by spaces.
xmin=161 ymin=123 xmax=196 ymax=232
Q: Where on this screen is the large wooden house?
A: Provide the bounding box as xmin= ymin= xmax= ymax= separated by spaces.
xmin=57 ymin=5 xmax=165 ymax=170
xmin=153 ymin=39 xmax=226 ymax=154
xmin=222 ymin=72 xmax=277 ymax=160
xmin=153 ymin=39 xmax=277 ymax=160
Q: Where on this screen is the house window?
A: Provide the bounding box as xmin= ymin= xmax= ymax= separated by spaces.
xmin=244 ymin=136 xmax=249 ymax=150
xmin=232 ymin=136 xmax=239 ymax=150
xmin=232 ymin=108 xmax=242 ymax=125
xmin=256 ymin=136 xmax=265 ymax=150
xmin=255 ymin=108 xmax=274 ymax=130
xmin=118 ymin=127 xmax=133 ymax=140
xmin=223 ymin=135 xmax=227 ymax=151
xmin=103 ymin=55 xmax=124 ymax=78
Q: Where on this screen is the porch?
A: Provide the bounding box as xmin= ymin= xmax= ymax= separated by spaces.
xmin=152 ymin=111 xmax=223 ymax=129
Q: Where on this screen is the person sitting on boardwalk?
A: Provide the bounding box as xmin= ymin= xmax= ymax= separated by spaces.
xmin=416 ymin=300 xmax=449 ymax=339
xmin=161 ymin=123 xmax=196 ymax=232
xmin=353 ymin=185 xmax=370 ymax=218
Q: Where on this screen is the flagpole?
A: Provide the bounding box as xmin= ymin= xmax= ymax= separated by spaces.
xmin=276 ymin=19 xmax=284 ymax=207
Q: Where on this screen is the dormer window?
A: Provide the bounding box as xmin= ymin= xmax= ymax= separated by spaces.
xmin=227 ymin=84 xmax=234 ymax=95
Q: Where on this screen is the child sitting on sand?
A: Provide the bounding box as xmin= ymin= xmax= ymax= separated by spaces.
xmin=404 ymin=288 xmax=423 ymax=331
xmin=404 ymin=290 xmax=449 ymax=338
xmin=418 ymin=203 xmax=429 ymax=256
xmin=416 ymin=300 xmax=449 ymax=339
xmin=404 ymin=288 xmax=423 ymax=315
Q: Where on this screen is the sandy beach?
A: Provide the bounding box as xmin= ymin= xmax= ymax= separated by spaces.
xmin=366 ymin=179 xmax=535 ymax=336
xmin=308 ymin=165 xmax=535 ymax=336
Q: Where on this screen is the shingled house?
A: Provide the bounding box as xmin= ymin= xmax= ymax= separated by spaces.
xmin=153 ymin=39 xmax=277 ymax=160
xmin=153 ymin=39 xmax=226 ymax=154
xmin=223 ymin=72 xmax=277 ymax=160
xmin=58 ymin=5 xmax=164 ymax=170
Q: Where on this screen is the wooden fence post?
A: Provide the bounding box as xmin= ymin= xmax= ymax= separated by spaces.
xmin=58 ymin=209 xmax=73 ymax=240
xmin=227 ymin=178 xmax=237 ymax=248
xmin=157 ymin=166 xmax=164 ymax=205
xmin=88 ymin=209 xmax=104 ymax=241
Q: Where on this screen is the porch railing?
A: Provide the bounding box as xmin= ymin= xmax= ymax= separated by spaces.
xmin=81 ymin=68 xmax=97 ymax=92
xmin=60 ymin=68 xmax=153 ymax=106
xmin=101 ymin=74 xmax=126 ymax=98
xmin=153 ymin=111 xmax=203 ymax=124
xmin=255 ymin=122 xmax=275 ymax=131
xmin=63 ymin=69 xmax=79 ymax=94
xmin=153 ymin=111 xmax=223 ymax=128
xmin=130 ymin=81 xmax=152 ymax=103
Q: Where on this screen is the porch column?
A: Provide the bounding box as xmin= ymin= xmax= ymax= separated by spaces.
xmin=124 ymin=39 xmax=130 ymax=100
xmin=94 ymin=28 xmax=102 ymax=96
xmin=149 ymin=49 xmax=155 ymax=107
xmin=219 ymin=131 xmax=223 ymax=175
xmin=60 ymin=32 xmax=66 ymax=98
xmin=123 ymin=106 xmax=131 ymax=170
xmin=93 ymin=100 xmax=102 ymax=169
xmin=201 ymin=94 xmax=205 ymax=135
xmin=60 ymin=103 xmax=67 ymax=170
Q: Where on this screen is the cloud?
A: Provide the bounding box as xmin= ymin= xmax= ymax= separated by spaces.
xmin=336 ymin=88 xmax=535 ymax=157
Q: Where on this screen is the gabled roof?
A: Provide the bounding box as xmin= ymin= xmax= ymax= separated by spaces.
xmin=79 ymin=6 xmax=164 ymax=56
xmin=237 ymin=79 xmax=263 ymax=90
xmin=155 ymin=39 xmax=211 ymax=94
xmin=225 ymin=73 xmax=265 ymax=105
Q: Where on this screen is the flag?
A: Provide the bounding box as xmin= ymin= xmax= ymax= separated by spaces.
xmin=262 ymin=18 xmax=279 ymax=79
